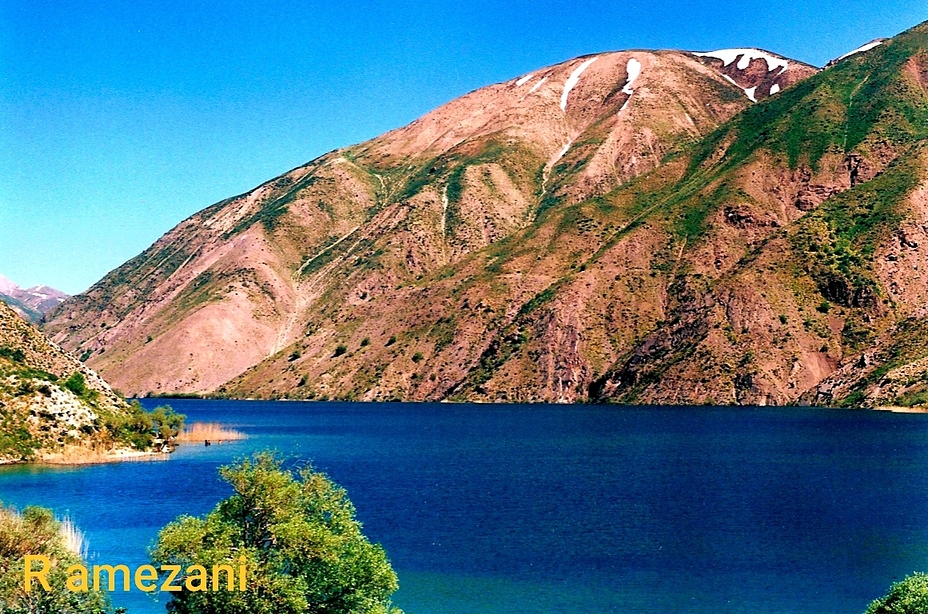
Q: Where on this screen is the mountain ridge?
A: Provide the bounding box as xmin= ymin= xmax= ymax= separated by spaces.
xmin=43 ymin=22 xmax=928 ymax=407
xmin=0 ymin=274 xmax=69 ymax=324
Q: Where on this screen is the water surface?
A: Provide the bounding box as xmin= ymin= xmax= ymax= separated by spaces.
xmin=1 ymin=401 xmax=927 ymax=613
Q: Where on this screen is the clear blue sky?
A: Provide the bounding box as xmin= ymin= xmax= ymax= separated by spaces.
xmin=1 ymin=0 xmax=924 ymax=294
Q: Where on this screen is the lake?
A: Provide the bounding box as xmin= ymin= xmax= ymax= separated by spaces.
xmin=1 ymin=401 xmax=927 ymax=613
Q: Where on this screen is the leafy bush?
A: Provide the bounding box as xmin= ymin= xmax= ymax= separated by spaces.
xmin=151 ymin=452 xmax=402 ymax=614
xmin=62 ymin=373 xmax=88 ymax=398
xmin=866 ymin=573 xmax=928 ymax=613
xmin=150 ymin=405 xmax=185 ymax=441
xmin=103 ymin=403 xmax=185 ymax=450
xmin=0 ymin=422 xmax=39 ymax=460
xmin=0 ymin=503 xmax=111 ymax=613
xmin=0 ymin=346 xmax=25 ymax=363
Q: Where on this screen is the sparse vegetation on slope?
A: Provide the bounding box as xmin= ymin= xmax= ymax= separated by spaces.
xmin=41 ymin=22 xmax=928 ymax=407
xmin=0 ymin=301 xmax=183 ymax=462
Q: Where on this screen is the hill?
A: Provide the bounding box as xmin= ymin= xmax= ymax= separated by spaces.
xmin=0 ymin=301 xmax=174 ymax=462
xmin=43 ymin=23 xmax=928 ymax=407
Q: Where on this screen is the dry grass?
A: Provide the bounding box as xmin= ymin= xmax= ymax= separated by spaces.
xmin=0 ymin=505 xmax=86 ymax=558
xmin=58 ymin=516 xmax=86 ymax=557
xmin=177 ymin=422 xmax=247 ymax=442
xmin=36 ymin=444 xmax=166 ymax=465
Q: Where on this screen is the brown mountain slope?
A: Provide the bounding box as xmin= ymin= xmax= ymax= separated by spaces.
xmin=0 ymin=301 xmax=156 ymax=462
xmin=226 ymin=22 xmax=928 ymax=406
xmin=43 ymin=47 xmax=816 ymax=397
xmin=589 ymin=24 xmax=928 ymax=406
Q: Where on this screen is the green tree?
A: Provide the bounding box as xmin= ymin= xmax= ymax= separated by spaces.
xmin=103 ymin=402 xmax=185 ymax=451
xmin=866 ymin=573 xmax=928 ymax=614
xmin=0 ymin=503 xmax=111 ymax=614
xmin=150 ymin=405 xmax=185 ymax=441
xmin=151 ymin=452 xmax=403 ymax=614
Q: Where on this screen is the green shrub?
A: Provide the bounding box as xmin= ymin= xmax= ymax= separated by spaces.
xmin=103 ymin=402 xmax=185 ymax=450
xmin=150 ymin=453 xmax=403 ymax=614
xmin=62 ymin=373 xmax=88 ymax=398
xmin=333 ymin=344 xmax=348 ymax=357
xmin=866 ymin=573 xmax=928 ymax=614
xmin=0 ymin=346 xmax=25 ymax=363
xmin=0 ymin=503 xmax=112 ymax=613
xmin=150 ymin=405 xmax=185 ymax=440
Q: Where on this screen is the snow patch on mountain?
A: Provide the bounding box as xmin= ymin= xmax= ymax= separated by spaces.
xmin=516 ymin=74 xmax=535 ymax=87
xmin=721 ymin=74 xmax=758 ymax=103
xmin=769 ymin=83 xmax=780 ymax=95
xmin=561 ymin=57 xmax=598 ymax=111
xmin=622 ymin=58 xmax=642 ymax=95
xmin=694 ymin=48 xmax=789 ymax=73
xmin=529 ymin=76 xmax=548 ymax=93
xmin=618 ymin=58 xmax=642 ymax=115
xmin=836 ymin=40 xmax=884 ymax=62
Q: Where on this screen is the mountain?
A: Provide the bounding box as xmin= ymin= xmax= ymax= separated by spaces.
xmin=43 ymin=22 xmax=928 ymax=408
xmin=43 ymin=46 xmax=815 ymax=398
xmin=0 ymin=275 xmax=16 ymax=295
xmin=0 ymin=274 xmax=69 ymax=324
xmin=0 ymin=301 xmax=160 ymax=462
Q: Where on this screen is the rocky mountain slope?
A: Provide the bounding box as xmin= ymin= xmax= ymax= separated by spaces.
xmin=43 ymin=46 xmax=815 ymax=398
xmin=0 ymin=301 xmax=166 ymax=462
xmin=0 ymin=274 xmax=68 ymax=324
xmin=43 ymin=23 xmax=928 ymax=408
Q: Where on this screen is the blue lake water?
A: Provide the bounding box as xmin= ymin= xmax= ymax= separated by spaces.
xmin=1 ymin=401 xmax=928 ymax=613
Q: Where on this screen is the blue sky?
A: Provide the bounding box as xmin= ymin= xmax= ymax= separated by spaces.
xmin=0 ymin=0 xmax=924 ymax=294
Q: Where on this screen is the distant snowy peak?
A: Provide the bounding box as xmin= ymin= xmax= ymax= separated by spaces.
xmin=826 ymin=39 xmax=887 ymax=67
xmin=692 ymin=47 xmax=817 ymax=103
xmin=0 ymin=274 xmax=17 ymax=296
xmin=0 ymin=274 xmax=70 ymax=323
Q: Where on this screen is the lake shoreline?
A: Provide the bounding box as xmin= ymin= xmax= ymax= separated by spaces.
xmin=873 ymin=405 xmax=928 ymax=413
xmin=0 ymin=447 xmax=172 ymax=466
